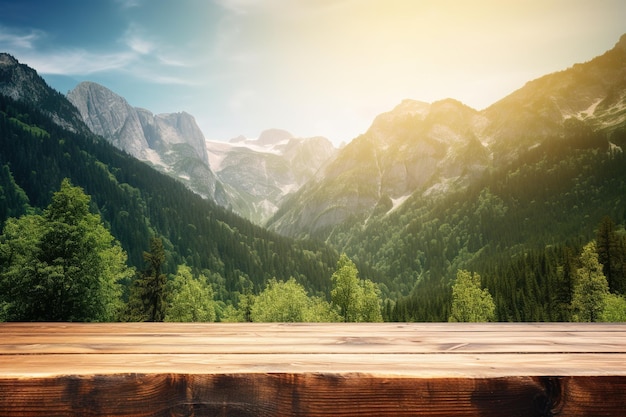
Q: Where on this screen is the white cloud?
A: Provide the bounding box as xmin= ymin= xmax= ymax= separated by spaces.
xmin=156 ymin=55 xmax=188 ymax=67
xmin=22 ymin=49 xmax=135 ymax=75
xmin=126 ymin=36 xmax=154 ymax=55
xmin=136 ymin=70 xmax=202 ymax=86
xmin=122 ymin=24 xmax=156 ymax=55
xmin=0 ymin=25 xmax=133 ymax=75
xmin=0 ymin=26 xmax=43 ymax=50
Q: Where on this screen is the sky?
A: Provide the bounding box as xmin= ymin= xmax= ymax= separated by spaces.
xmin=0 ymin=0 xmax=625 ymax=144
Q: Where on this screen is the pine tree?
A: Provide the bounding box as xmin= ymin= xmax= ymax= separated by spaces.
xmin=141 ymin=237 xmax=167 ymax=322
xmin=571 ymin=242 xmax=609 ymax=322
xmin=596 ymin=216 xmax=625 ymax=294
xmin=125 ymin=237 xmax=168 ymax=322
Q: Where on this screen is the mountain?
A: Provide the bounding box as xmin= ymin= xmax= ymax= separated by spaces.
xmin=482 ymin=33 xmax=626 ymax=162
xmin=268 ymin=35 xmax=626 ymax=241
xmin=267 ymin=98 xmax=491 ymax=238
xmin=207 ymin=129 xmax=336 ymax=224
xmin=67 ymin=81 xmax=227 ymax=204
xmin=265 ymin=34 xmax=626 ymax=321
xmin=0 ymin=54 xmax=87 ymax=133
xmin=67 ymin=83 xmax=337 ymax=224
xmin=0 ymin=54 xmax=339 ymax=304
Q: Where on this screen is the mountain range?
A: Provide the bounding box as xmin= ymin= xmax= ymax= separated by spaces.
xmin=1 ymin=33 xmax=626 ymax=321
xmin=66 ymin=82 xmax=337 ymax=224
xmin=61 ymin=34 xmax=626 ymax=239
xmin=0 ymin=52 xmax=339 ymax=303
xmin=268 ymin=34 xmax=626 ymax=240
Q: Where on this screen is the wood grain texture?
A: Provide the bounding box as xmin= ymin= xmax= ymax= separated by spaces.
xmin=1 ymin=323 xmax=625 ymax=416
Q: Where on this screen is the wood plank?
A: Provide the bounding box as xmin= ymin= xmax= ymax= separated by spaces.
xmin=2 ymin=323 xmax=625 ymax=354
xmin=2 ymin=353 xmax=626 ymax=377
xmin=1 ymin=323 xmax=625 ymax=415
xmin=1 ymin=374 xmax=626 ymax=416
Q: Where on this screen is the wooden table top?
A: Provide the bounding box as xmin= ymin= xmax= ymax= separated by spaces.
xmin=2 ymin=322 xmax=626 ymax=416
xmin=2 ymin=322 xmax=625 ymax=377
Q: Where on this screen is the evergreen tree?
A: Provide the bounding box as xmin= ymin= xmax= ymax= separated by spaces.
xmin=596 ymin=216 xmax=626 ymax=294
xmin=125 ymin=237 xmax=167 ymax=322
xmin=449 ymin=269 xmax=495 ymax=322
xmin=571 ymin=242 xmax=609 ymax=322
xmin=141 ymin=237 xmax=167 ymax=322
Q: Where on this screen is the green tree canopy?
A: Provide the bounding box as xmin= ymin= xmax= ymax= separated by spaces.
xmin=250 ymin=278 xmax=339 ymax=322
xmin=449 ymin=269 xmax=495 ymax=322
xmin=331 ymin=254 xmax=382 ymax=322
xmin=599 ymin=293 xmax=626 ymax=322
xmin=0 ymin=179 xmax=133 ymax=321
xmin=165 ymin=264 xmax=216 ymax=322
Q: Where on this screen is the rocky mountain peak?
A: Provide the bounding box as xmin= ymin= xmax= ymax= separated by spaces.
xmin=68 ymin=81 xmax=209 ymax=166
xmin=228 ymin=135 xmax=247 ymax=144
xmin=0 ymin=53 xmax=85 ymax=132
xmin=68 ymin=81 xmax=149 ymax=157
xmin=67 ymin=81 xmax=223 ymax=204
xmin=376 ymin=99 xmax=431 ymax=123
xmin=150 ymin=111 xmax=209 ymax=164
xmin=0 ymin=53 xmax=19 ymax=67
xmin=207 ymin=131 xmax=337 ymax=224
xmin=269 ymin=34 xmax=626 ymax=239
xmin=256 ymin=129 xmax=294 ymax=146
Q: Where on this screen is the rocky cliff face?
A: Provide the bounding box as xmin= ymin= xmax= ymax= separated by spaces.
xmin=67 ymin=82 xmax=209 ymax=166
xmin=67 ymin=81 xmax=336 ymax=223
xmin=207 ymin=130 xmax=336 ymax=224
xmin=68 ymin=81 xmax=149 ymax=158
xmin=482 ymin=34 xmax=626 ymax=163
xmin=266 ymin=99 xmax=490 ymax=238
xmin=67 ymin=81 xmax=221 ymax=202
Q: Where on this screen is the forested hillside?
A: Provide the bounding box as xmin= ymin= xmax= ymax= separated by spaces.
xmin=0 ymin=92 xmax=339 ymax=312
xmin=334 ymin=127 xmax=626 ymax=321
xmin=266 ymin=35 xmax=626 ymax=322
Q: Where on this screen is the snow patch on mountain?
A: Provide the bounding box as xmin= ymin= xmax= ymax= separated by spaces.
xmin=579 ymin=98 xmax=603 ymax=118
xmin=207 ymin=131 xmax=337 ymax=224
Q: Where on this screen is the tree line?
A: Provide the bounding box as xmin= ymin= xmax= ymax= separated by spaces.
xmin=0 ymin=180 xmax=382 ymax=322
xmin=2 ymin=177 xmax=623 ymax=323
xmin=446 ymin=226 xmax=626 ymax=323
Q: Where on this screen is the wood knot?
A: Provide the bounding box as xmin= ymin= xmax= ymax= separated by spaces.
xmin=533 ymin=377 xmax=563 ymax=416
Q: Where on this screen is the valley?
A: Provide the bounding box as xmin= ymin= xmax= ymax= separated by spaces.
xmin=1 ymin=34 xmax=626 ymax=323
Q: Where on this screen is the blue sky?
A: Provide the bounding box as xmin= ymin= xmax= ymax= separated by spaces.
xmin=1 ymin=0 xmax=625 ymax=144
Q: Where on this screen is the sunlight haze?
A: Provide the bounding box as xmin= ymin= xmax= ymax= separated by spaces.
xmin=0 ymin=0 xmax=624 ymax=144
